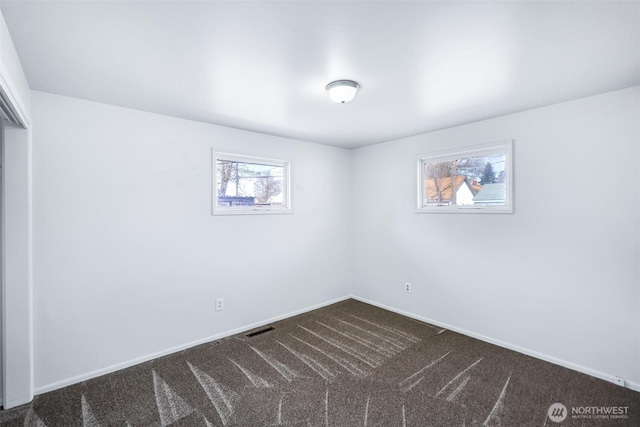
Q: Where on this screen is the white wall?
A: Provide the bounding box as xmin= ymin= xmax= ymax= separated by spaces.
xmin=351 ymin=87 xmax=640 ymax=389
xmin=31 ymin=91 xmax=352 ymax=392
xmin=28 ymin=87 xmax=640 ymax=393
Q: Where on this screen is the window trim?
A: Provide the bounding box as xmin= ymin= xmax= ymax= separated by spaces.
xmin=416 ymin=140 xmax=514 ymax=214
xmin=212 ymin=150 xmax=292 ymax=215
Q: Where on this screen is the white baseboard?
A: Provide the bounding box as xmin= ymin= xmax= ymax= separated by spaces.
xmin=34 ymin=295 xmax=351 ymax=396
xmin=350 ymin=295 xmax=640 ymax=393
xmin=3 ymin=394 xmax=33 ymax=410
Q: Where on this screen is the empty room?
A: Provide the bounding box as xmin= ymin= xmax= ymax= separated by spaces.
xmin=0 ymin=1 xmax=638 ymax=426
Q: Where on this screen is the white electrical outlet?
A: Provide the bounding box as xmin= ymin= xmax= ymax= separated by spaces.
xmin=405 ymin=282 xmax=412 ymax=293
xmin=614 ymin=377 xmax=625 ymax=387
xmin=215 ymin=297 xmax=224 ymax=311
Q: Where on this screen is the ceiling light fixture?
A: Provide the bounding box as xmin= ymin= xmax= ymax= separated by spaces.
xmin=326 ymin=80 xmax=360 ymax=104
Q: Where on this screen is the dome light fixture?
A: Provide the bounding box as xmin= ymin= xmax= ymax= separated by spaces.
xmin=326 ymin=80 xmax=360 ymax=104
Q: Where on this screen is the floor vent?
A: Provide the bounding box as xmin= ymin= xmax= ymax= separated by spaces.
xmin=246 ymin=326 xmax=275 ymax=338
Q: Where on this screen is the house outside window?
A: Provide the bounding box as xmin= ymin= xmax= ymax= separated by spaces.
xmin=417 ymin=140 xmax=513 ymax=214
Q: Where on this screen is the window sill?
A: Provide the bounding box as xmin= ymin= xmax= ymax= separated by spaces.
xmin=415 ymin=205 xmax=513 ymax=214
xmin=212 ymin=208 xmax=293 ymax=216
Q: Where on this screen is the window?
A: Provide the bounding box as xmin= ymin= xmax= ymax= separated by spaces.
xmin=213 ymin=152 xmax=291 ymax=215
xmin=417 ymin=140 xmax=513 ymax=214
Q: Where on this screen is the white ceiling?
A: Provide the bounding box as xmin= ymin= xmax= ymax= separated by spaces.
xmin=2 ymin=1 xmax=639 ymax=149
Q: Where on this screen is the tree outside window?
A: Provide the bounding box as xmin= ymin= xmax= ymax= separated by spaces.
xmin=213 ymin=153 xmax=290 ymax=214
xmin=417 ymin=141 xmax=513 ymax=214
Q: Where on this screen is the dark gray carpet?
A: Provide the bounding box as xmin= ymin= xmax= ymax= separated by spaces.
xmin=1 ymin=299 xmax=637 ymax=426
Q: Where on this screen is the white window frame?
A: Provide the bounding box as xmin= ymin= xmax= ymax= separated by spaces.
xmin=416 ymin=140 xmax=514 ymax=214
xmin=212 ymin=151 xmax=292 ymax=215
